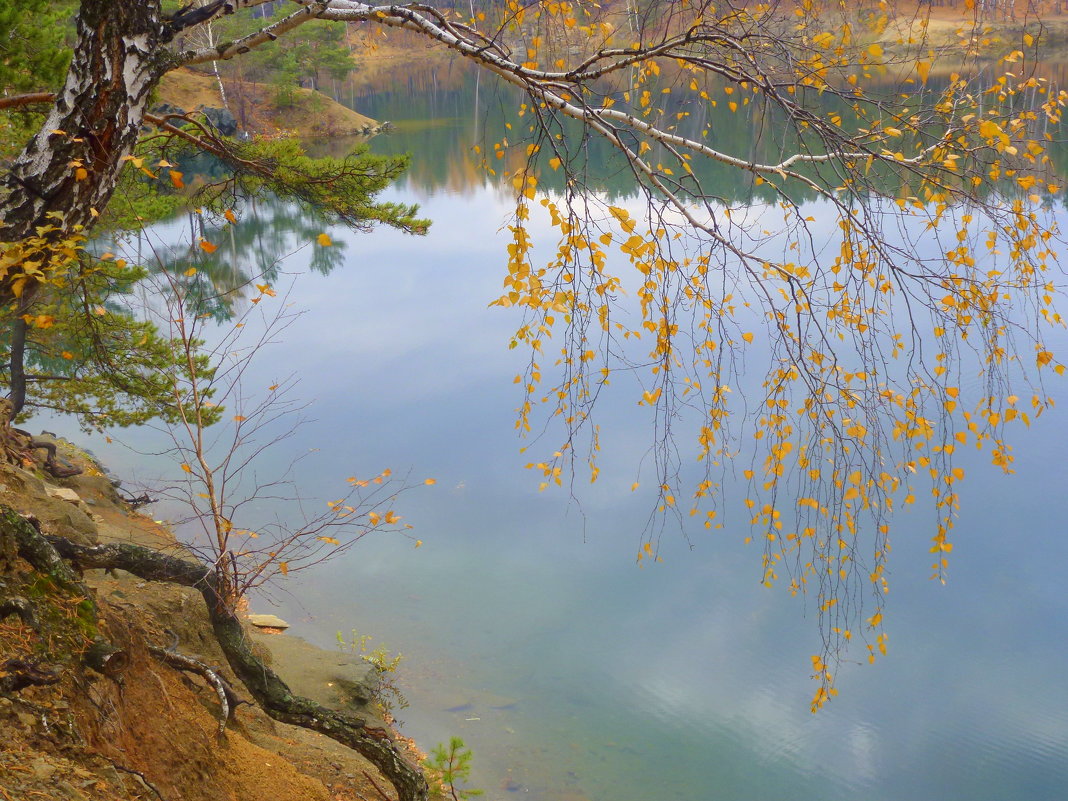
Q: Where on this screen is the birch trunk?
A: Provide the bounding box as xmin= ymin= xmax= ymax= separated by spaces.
xmin=0 ymin=0 xmax=168 ymax=241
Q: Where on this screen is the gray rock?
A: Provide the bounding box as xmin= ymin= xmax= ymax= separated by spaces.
xmin=201 ymin=106 xmax=238 ymax=137
xmin=46 ymin=487 xmax=82 ymax=505
xmin=247 ymin=613 xmax=290 ymax=629
xmin=151 ymin=102 xmax=187 ymax=118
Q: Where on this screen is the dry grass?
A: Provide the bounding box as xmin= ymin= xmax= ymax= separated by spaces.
xmin=158 ymin=69 xmax=378 ymax=138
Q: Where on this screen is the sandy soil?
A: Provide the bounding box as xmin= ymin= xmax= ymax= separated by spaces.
xmin=0 ymin=441 xmax=427 ymax=801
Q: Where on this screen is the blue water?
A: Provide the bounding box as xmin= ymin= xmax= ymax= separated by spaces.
xmin=36 ymin=51 xmax=1068 ymax=796
xmin=59 ymin=177 xmax=1068 ymax=801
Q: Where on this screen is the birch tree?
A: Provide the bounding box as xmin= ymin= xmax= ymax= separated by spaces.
xmin=0 ymin=2 xmax=1064 ymax=796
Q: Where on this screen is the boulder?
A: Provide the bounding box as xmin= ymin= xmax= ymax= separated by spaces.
xmin=201 ymin=106 xmax=238 ymax=137
xmin=45 ymin=487 xmax=82 ymax=505
xmin=150 ymin=101 xmax=186 ymax=118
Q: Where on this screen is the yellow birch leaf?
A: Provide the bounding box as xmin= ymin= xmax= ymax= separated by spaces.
xmin=184 ymin=267 xmax=197 ymax=277
xmin=279 ymin=561 xmax=288 ymax=576
xmin=317 ymin=233 xmax=332 ymax=247
xmin=180 ymin=463 xmax=192 ymax=473
xmin=424 ymin=478 xmax=437 ymax=485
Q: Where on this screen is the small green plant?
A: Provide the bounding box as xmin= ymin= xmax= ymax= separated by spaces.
xmin=424 ymin=737 xmax=482 ymax=801
xmin=336 ymin=628 xmax=407 ymax=718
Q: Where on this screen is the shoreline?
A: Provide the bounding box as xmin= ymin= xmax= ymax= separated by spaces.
xmin=0 ymin=437 xmax=433 ymax=801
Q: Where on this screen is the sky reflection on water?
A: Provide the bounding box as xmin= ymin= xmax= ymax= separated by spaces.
xmin=45 ymin=157 xmax=1068 ymax=800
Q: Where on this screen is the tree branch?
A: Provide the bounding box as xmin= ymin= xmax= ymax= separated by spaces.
xmin=29 ymin=527 xmax=428 ymax=801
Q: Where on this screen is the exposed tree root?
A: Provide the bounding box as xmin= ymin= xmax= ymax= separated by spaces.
xmin=0 ymin=658 xmax=59 ymax=693
xmin=103 ymin=759 xmax=167 ymax=801
xmin=0 ymin=507 xmax=428 ymax=801
xmin=147 ymin=643 xmax=234 ymax=738
xmin=0 ymin=595 xmax=37 ymax=628
xmin=0 ymin=399 xmax=81 ymax=479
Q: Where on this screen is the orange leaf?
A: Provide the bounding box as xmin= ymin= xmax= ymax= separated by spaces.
xmin=279 ymin=561 xmax=289 ymax=576
xmin=224 ymin=209 xmax=237 ymax=224
xmin=317 ymin=233 xmax=332 ymax=247
xmin=199 ymin=239 xmax=218 ymax=254
xmin=424 ymin=478 xmax=437 ymax=485
xmin=169 ymin=170 xmax=185 ymax=189
xmin=180 ymin=463 xmax=192 ymax=473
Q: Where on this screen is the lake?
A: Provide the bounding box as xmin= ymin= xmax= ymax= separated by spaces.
xmin=52 ymin=59 xmax=1068 ymax=800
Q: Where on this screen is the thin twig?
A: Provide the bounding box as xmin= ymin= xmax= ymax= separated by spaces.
xmin=361 ymin=769 xmax=394 ymax=801
xmin=104 ymin=759 xmax=167 ymax=801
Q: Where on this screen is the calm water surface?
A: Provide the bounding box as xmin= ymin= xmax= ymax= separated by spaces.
xmin=53 ymin=65 xmax=1068 ymax=801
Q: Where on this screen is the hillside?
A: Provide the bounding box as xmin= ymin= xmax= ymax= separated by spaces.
xmin=158 ymin=69 xmax=381 ymax=138
xmin=0 ymin=440 xmax=426 ymax=801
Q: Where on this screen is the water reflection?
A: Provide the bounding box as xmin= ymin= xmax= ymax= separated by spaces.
xmin=334 ymin=54 xmax=1068 ymax=206
xmin=99 ymin=186 xmax=1066 ymax=801
xmin=49 ymin=59 xmax=1068 ymax=801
